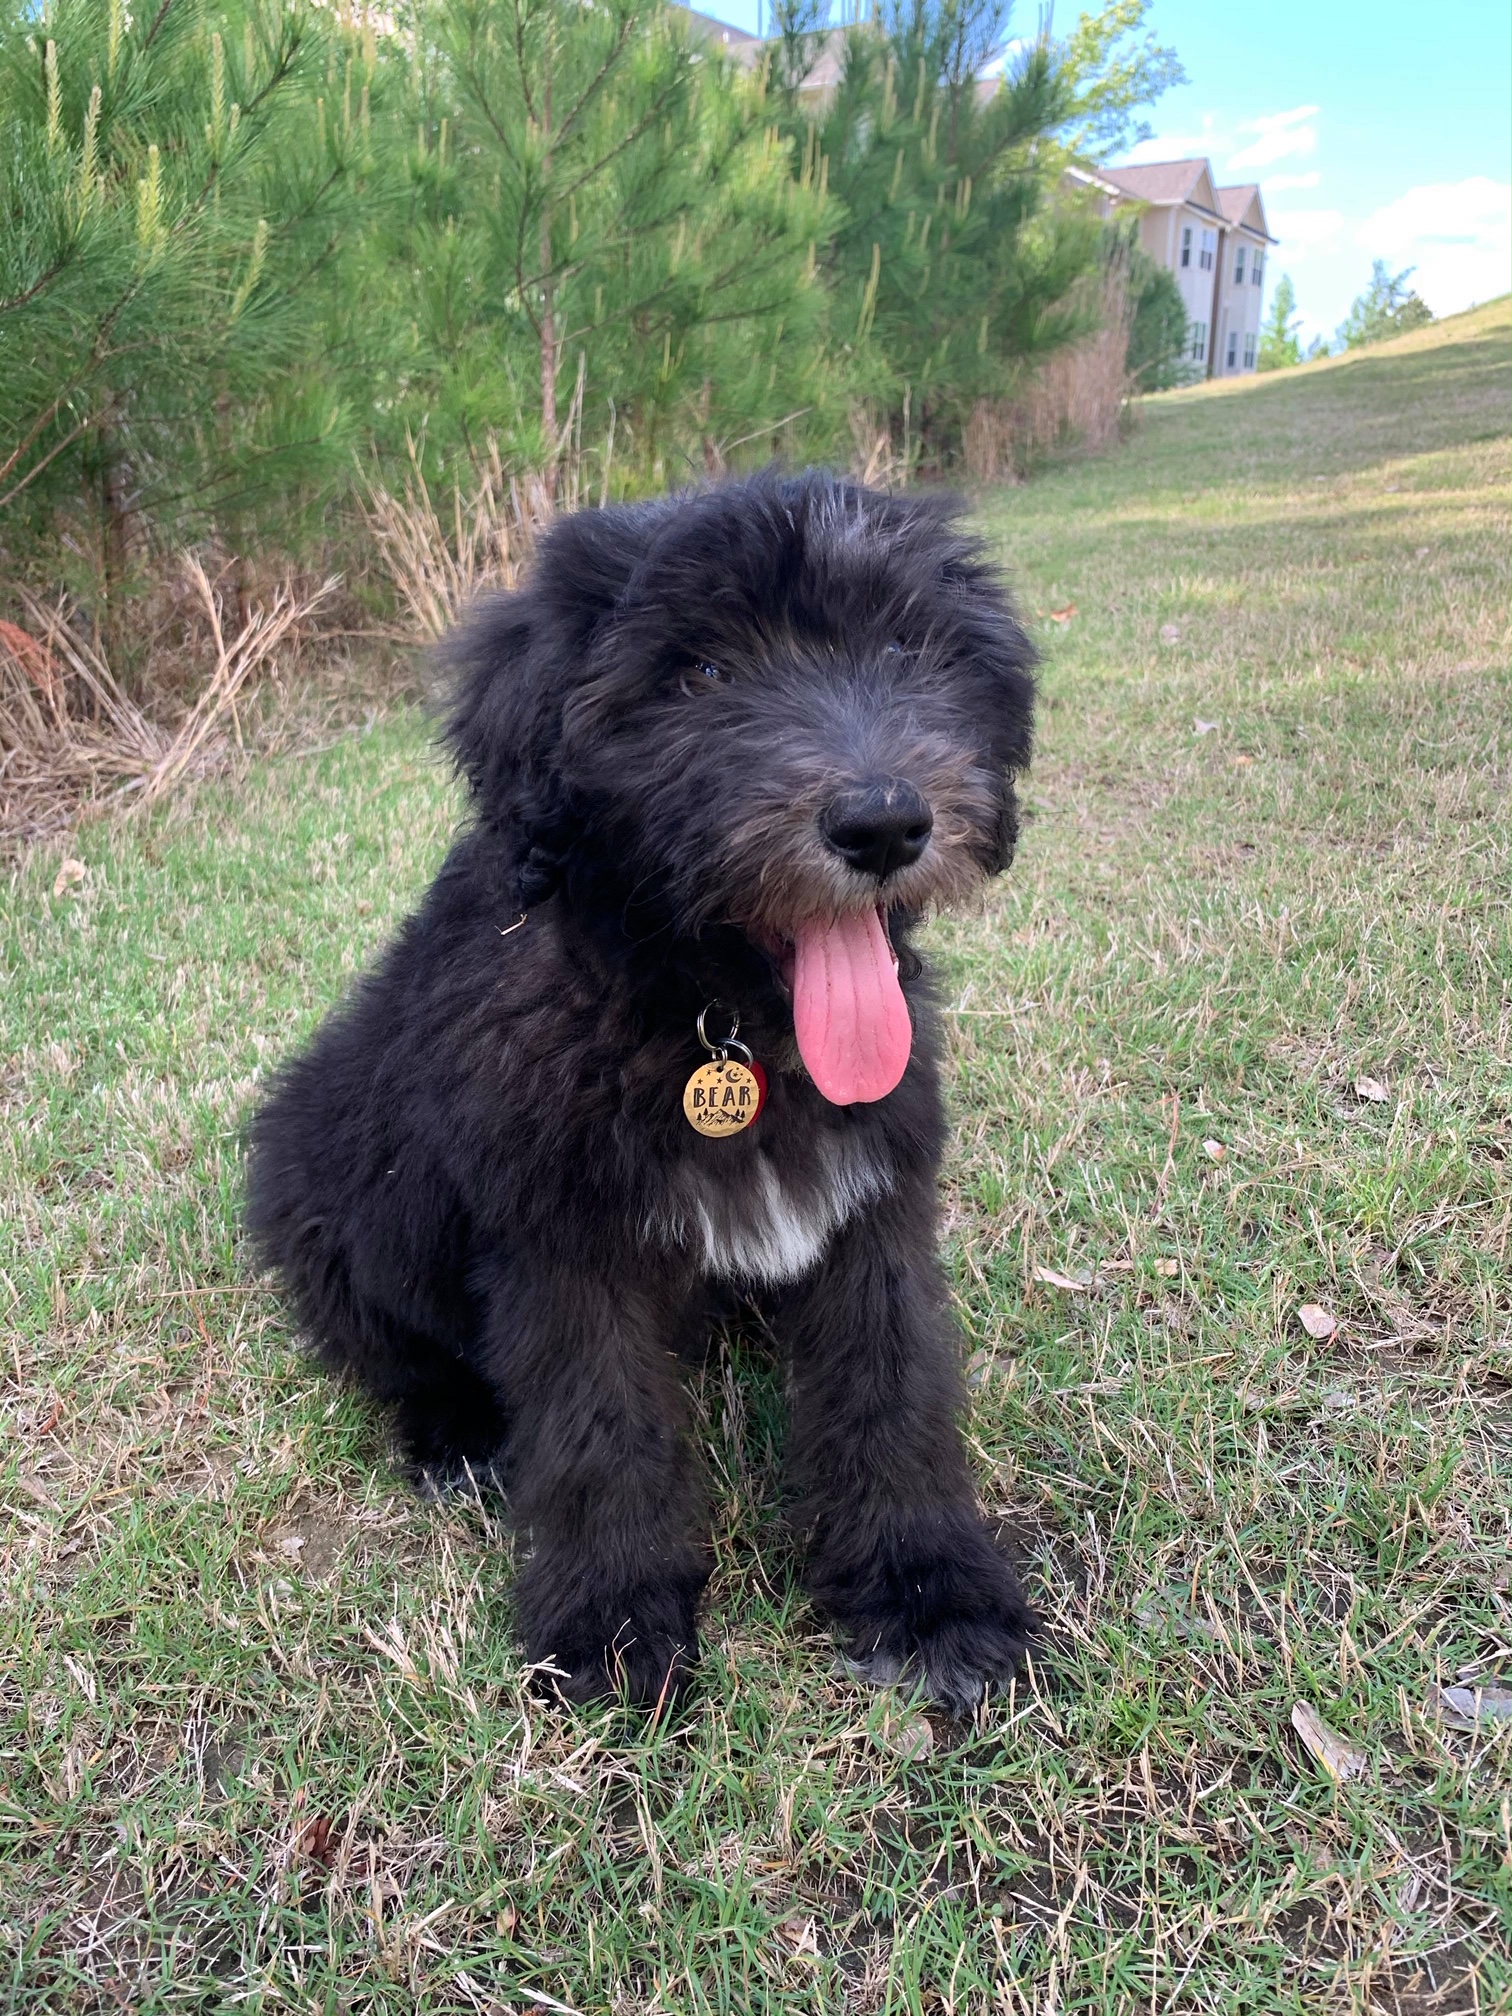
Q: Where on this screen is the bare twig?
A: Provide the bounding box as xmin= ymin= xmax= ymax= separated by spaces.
xmin=141 ymin=559 xmax=336 ymax=802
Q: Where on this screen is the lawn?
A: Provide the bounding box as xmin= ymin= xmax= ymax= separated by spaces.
xmin=3 ymin=301 xmax=1508 ymax=2014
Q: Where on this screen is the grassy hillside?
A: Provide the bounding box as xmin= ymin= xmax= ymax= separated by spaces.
xmin=2 ymin=302 xmax=1507 ymax=2013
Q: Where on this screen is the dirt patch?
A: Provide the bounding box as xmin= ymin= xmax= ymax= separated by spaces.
xmin=264 ymin=1504 xmax=350 ymax=1579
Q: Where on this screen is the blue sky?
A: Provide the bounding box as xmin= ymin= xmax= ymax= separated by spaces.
xmin=710 ymin=0 xmax=1512 ymax=343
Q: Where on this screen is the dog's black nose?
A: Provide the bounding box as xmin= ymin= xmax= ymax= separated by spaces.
xmin=820 ymin=780 xmax=934 ymax=880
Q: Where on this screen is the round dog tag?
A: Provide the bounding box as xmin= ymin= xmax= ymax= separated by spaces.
xmin=683 ymin=1057 xmax=767 ymax=1136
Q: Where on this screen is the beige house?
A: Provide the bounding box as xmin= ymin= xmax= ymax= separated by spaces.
xmin=1070 ymin=159 xmax=1277 ymax=378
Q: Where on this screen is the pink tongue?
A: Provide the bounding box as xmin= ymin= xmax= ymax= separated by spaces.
xmin=792 ymin=909 xmax=913 ymax=1105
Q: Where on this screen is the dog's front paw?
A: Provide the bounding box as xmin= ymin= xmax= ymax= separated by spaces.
xmin=515 ymin=1559 xmax=705 ymax=1709
xmin=826 ymin=1520 xmax=1038 ymax=1716
xmin=847 ymin=1605 xmax=1035 ymax=1716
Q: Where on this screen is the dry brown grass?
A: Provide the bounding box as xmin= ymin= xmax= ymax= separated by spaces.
xmin=360 ymin=436 xmax=565 ymax=645
xmin=0 ymin=559 xmax=335 ymax=844
xmin=964 ymin=261 xmax=1136 ymax=485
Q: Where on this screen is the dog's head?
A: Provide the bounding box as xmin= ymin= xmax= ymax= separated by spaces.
xmin=447 ymin=470 xmax=1035 ymax=1102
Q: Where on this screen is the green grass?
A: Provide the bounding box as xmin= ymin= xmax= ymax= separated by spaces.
xmin=3 ymin=301 xmax=1508 ymax=2014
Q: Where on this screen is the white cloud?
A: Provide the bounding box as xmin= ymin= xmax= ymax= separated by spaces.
xmin=1123 ymin=115 xmax=1226 ymax=167
xmin=1269 ymin=207 xmax=1346 ymax=253
xmin=1357 ymin=177 xmax=1512 ymax=317
xmin=1225 ymin=105 xmax=1319 ymax=173
xmin=1265 ymin=172 xmax=1321 ymax=193
xmin=1121 ymin=105 xmax=1321 ymax=180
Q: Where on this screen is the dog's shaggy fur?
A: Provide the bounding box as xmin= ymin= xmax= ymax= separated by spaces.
xmin=247 ymin=470 xmax=1038 ymax=1710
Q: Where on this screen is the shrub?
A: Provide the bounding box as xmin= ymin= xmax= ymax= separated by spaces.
xmin=1338 ymin=260 xmax=1433 ymax=350
xmin=1124 ymin=248 xmax=1190 ymax=391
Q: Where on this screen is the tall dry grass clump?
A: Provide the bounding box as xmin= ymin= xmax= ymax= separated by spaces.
xmin=0 ymin=561 xmax=333 ymax=840
xmin=963 ymin=256 xmax=1137 ymax=484
xmin=361 ymin=417 xmax=596 ymax=644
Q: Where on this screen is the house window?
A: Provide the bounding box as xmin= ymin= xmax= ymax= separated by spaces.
xmin=1199 ymin=228 xmax=1216 ymax=272
xmin=1188 ymin=321 xmax=1207 ymax=362
xmin=1234 ymin=245 xmax=1246 ymax=284
xmin=1180 ymin=225 xmax=1192 ymax=269
xmin=1252 ymin=251 xmax=1264 ymax=289
xmin=1243 ymin=331 xmax=1256 ymax=369
xmin=1227 ymin=330 xmax=1238 ymax=370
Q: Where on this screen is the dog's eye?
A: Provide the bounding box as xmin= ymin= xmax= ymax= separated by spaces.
xmin=680 ymin=660 xmax=729 ymax=695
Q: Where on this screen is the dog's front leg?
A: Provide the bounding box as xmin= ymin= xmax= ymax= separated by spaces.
xmin=778 ymin=1184 xmax=1036 ymax=1712
xmin=486 ymin=1263 xmax=709 ymax=1707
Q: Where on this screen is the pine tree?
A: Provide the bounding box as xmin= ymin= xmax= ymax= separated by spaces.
xmin=1257 ymin=273 xmax=1303 ymax=372
xmin=0 ymin=0 xmax=377 ymax=624
xmin=382 ymin=0 xmax=838 ymax=492
xmin=1337 ymin=260 xmax=1433 ymax=350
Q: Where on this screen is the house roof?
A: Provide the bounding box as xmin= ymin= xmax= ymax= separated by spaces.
xmin=676 ymin=6 xmax=764 ymax=61
xmin=783 ymin=25 xmax=847 ymax=92
xmin=1098 ymin=158 xmax=1276 ymax=241
xmin=1062 ymin=162 xmax=1127 ymax=201
xmin=1099 ymin=160 xmax=1215 ymax=208
xmin=1216 ymin=182 xmax=1275 ymax=242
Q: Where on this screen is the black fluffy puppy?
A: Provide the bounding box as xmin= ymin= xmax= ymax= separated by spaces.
xmin=247 ymin=470 xmax=1038 ymax=1711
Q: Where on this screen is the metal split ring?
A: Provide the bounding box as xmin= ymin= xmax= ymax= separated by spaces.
xmin=696 ymin=1001 xmax=754 ymax=1066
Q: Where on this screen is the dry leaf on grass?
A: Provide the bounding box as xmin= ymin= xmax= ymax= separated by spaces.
xmin=1034 ymin=1261 xmax=1135 ymax=1293
xmin=1034 ymin=1265 xmax=1094 ymax=1292
xmin=1426 ymin=1683 xmax=1512 ymax=1732
xmin=1202 ymin=1138 xmax=1227 ymax=1162
xmin=1291 ymin=1701 xmax=1366 ymax=1784
xmin=1230 ymin=753 xmax=1254 ymax=767
xmin=1297 ymin=1303 xmax=1337 ymax=1340
xmin=1048 ymin=604 xmax=1077 ymax=623
xmin=873 ymin=1706 xmax=934 ymax=1761
xmin=1193 ymin=718 xmax=1219 ymax=735
xmin=292 ymin=1812 xmax=338 ymax=1869
xmin=1154 ymin=1257 xmax=1180 ymax=1277
xmin=51 ymin=858 xmax=86 ymax=898
xmin=775 ymin=1914 xmax=820 ymax=1958
xmin=1354 ymin=1076 xmax=1390 ymax=1103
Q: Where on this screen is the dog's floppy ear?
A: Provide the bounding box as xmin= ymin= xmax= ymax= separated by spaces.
xmin=443 ymin=502 xmax=665 ymax=905
xmin=916 ymin=502 xmax=1037 ymax=876
xmin=962 ymin=589 xmax=1036 ymax=874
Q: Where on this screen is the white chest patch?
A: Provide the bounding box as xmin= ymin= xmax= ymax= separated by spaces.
xmin=647 ymin=1136 xmax=889 ymax=1286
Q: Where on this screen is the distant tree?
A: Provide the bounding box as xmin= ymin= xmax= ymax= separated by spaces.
xmin=1337 ymin=259 xmax=1433 ymax=349
xmin=765 ymin=0 xmax=1183 ymax=467
xmin=1256 ymin=272 xmax=1303 ymax=371
xmin=1051 ymin=0 xmax=1185 ymax=159
xmin=1124 ymin=252 xmax=1190 ymax=390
